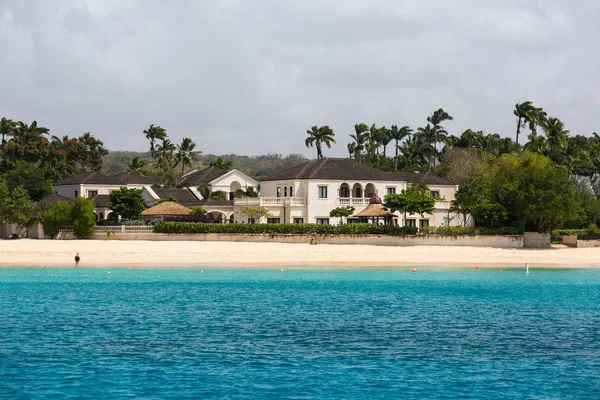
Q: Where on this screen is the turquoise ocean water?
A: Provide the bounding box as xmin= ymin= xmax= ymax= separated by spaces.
xmin=1 ymin=267 xmax=599 ymax=399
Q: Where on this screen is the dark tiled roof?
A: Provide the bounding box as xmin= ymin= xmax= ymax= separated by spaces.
xmin=92 ymin=194 xmax=111 ymax=207
xmin=179 ymin=167 xmax=229 ymax=185
xmin=144 ymin=176 xmax=164 ymax=184
xmin=153 ymin=188 xmax=200 ymax=203
xmin=112 ymin=173 xmax=156 ymax=185
xmin=262 ymin=158 xmax=401 ymax=181
xmin=41 ymin=193 xmax=74 ymax=204
xmin=54 ymin=172 xmax=124 ymax=186
xmin=394 ymin=172 xmax=456 ymax=186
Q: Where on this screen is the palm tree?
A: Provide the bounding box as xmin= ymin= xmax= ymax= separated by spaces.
xmin=347 ymin=142 xmax=357 ymax=159
xmin=209 ymin=158 xmax=233 ymax=169
xmin=153 ymin=138 xmax=176 ymax=176
xmin=379 ymin=127 xmax=392 ymax=158
xmin=390 ymin=125 xmax=412 ymax=170
xmin=522 ymin=106 xmax=548 ymax=138
xmin=305 ymin=125 xmax=336 ymax=159
xmin=0 ymin=117 xmax=16 ymax=145
xmin=416 ymin=124 xmax=436 ymax=172
xmin=427 ymin=108 xmax=453 ymax=172
xmin=143 ymin=124 xmax=167 ymax=154
xmin=513 ymin=101 xmax=534 ymax=144
xmin=126 ymin=156 xmax=146 ymax=174
xmin=15 ymin=120 xmax=49 ymax=135
xmin=350 ymin=123 xmax=369 ymax=161
xmin=543 ymin=117 xmax=569 ymax=163
xmin=175 ymin=137 xmax=201 ymax=175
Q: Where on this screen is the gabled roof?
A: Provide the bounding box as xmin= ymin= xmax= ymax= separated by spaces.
xmin=262 ymin=158 xmax=400 ymax=181
xmin=40 ymin=193 xmax=74 ymax=204
xmin=141 ymin=202 xmax=191 ymax=216
xmin=179 ymin=166 xmax=229 ymax=185
xmin=54 ymin=172 xmax=124 ymax=186
xmin=112 ymin=172 xmax=156 ymax=185
xmin=394 ymin=172 xmax=456 ymax=186
xmin=153 ymin=188 xmax=201 ymax=204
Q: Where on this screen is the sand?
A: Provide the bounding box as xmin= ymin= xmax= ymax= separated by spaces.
xmin=0 ymin=239 xmax=599 ymax=268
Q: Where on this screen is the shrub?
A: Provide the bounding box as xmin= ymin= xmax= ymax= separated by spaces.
xmin=72 ymin=197 xmax=96 ymax=239
xmin=424 ymin=226 xmax=520 ymax=236
xmin=41 ymin=201 xmax=73 ymax=239
xmin=551 ymin=229 xmax=586 ymax=243
xmin=154 ymin=222 xmax=419 ymax=236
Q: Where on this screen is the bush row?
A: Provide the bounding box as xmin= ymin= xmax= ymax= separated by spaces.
xmin=153 ymin=221 xmax=419 ymax=235
xmin=153 ymin=222 xmax=521 ymax=236
xmin=421 ymin=226 xmax=521 ymax=236
xmin=551 ymin=229 xmax=587 ymax=243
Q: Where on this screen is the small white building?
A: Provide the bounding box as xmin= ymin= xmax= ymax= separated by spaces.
xmin=233 ymin=158 xmax=468 ymax=227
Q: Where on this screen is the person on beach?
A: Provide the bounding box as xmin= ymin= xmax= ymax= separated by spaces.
xmin=310 ymin=238 xmax=315 ymax=245
xmin=75 ymin=253 xmax=80 ymax=267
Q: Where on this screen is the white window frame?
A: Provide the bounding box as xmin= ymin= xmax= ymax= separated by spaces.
xmin=318 ymin=185 xmax=328 ymax=199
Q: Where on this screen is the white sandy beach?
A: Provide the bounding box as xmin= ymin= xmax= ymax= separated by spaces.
xmin=0 ymin=239 xmax=599 ymax=268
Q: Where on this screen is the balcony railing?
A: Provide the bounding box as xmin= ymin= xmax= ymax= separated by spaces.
xmin=336 ymin=197 xmax=370 ymax=206
xmin=234 ymin=197 xmax=307 ymax=206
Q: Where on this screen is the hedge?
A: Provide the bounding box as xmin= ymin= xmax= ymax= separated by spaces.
xmin=422 ymin=226 xmax=521 ymax=236
xmin=551 ymin=229 xmax=586 ymax=243
xmin=154 ymin=221 xmax=419 ymax=236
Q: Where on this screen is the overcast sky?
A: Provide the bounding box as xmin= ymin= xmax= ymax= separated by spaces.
xmin=1 ymin=0 xmax=599 ymax=157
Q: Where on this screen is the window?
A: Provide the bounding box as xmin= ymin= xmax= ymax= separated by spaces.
xmin=354 ymin=187 xmax=362 ymax=198
xmin=419 ymin=219 xmax=430 ymax=228
xmin=74 ymin=190 xmax=78 ymax=197
xmin=430 ymin=191 xmax=440 ymax=199
xmin=293 ymin=218 xmax=304 ymax=224
xmin=284 ymin=187 xmax=288 ymax=197
xmin=340 ymin=186 xmax=350 ymax=198
xmin=87 ymin=190 xmax=98 ymax=198
xmin=318 ymin=186 xmax=328 ymax=198
xmin=289 ymin=186 xmax=293 ymax=197
xmin=386 ymin=187 xmax=396 ymax=195
xmin=248 ymin=218 xmax=256 ymax=224
xmin=267 ymin=218 xmax=281 ymax=224
xmin=405 ymin=219 xmax=416 ymax=227
xmin=316 ymin=218 xmax=329 ymax=225
xmin=277 ymin=187 xmax=282 ymax=198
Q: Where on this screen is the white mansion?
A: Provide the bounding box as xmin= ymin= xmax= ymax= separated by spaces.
xmin=50 ymin=158 xmax=467 ymax=227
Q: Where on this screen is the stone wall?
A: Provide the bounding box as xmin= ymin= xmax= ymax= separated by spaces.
xmin=523 ymin=232 xmax=551 ymax=248
xmin=72 ymin=232 xmax=525 ymax=248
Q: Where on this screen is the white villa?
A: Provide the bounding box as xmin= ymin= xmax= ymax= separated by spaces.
xmin=52 ymin=167 xmax=259 ymax=222
xmin=233 ymin=158 xmax=467 ymax=227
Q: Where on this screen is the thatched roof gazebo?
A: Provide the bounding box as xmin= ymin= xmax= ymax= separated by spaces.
xmin=141 ymin=202 xmax=191 ymax=220
xmin=353 ymin=194 xmax=397 ymax=225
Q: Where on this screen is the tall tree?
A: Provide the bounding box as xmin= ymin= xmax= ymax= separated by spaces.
xmin=143 ymin=124 xmax=167 ymax=154
xmin=349 ymin=123 xmax=369 ymax=161
xmin=427 ymin=108 xmax=453 ymax=172
xmin=126 ymin=156 xmax=146 ymax=174
xmin=390 ymin=125 xmax=413 ymax=170
xmin=14 ymin=120 xmax=49 ymax=135
xmin=209 ymin=158 xmax=233 ymax=169
xmin=522 ymin=106 xmax=548 ymax=139
xmin=108 ymin=187 xmax=146 ymax=220
xmin=305 ymin=125 xmax=336 ymax=159
xmin=543 ymin=117 xmax=569 ymax=164
xmin=513 ymin=101 xmax=534 ymax=144
xmin=175 ymin=137 xmax=201 ymax=175
xmin=0 ymin=117 xmax=16 ymax=146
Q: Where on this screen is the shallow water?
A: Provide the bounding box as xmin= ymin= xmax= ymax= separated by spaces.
xmin=1 ymin=267 xmax=599 ymax=399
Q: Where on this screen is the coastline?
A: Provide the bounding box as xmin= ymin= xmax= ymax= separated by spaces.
xmin=1 ymin=239 xmax=599 ymax=269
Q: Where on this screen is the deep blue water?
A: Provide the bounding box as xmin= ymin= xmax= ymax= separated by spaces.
xmin=1 ymin=267 xmax=599 ymax=399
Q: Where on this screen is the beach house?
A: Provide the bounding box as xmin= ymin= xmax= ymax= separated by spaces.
xmin=233 ymin=158 xmax=466 ymax=227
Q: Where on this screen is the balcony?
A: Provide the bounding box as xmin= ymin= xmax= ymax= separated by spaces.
xmin=234 ymin=197 xmax=307 ymax=207
xmin=336 ymin=197 xmax=370 ymax=206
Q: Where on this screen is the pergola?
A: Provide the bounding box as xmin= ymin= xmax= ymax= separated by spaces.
xmin=353 ymin=195 xmax=397 ymax=225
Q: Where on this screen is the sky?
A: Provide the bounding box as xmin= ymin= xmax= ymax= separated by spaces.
xmin=1 ymin=0 xmax=599 ymax=157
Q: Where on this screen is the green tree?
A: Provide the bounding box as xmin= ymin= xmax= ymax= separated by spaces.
xmin=240 ymin=207 xmax=272 ymax=222
xmin=513 ymin=101 xmax=534 ymax=144
xmin=153 ymin=138 xmax=176 ymax=176
xmin=189 ymin=206 xmax=208 ymax=216
xmin=305 ymin=125 xmax=336 ymax=159
xmin=15 ymin=120 xmax=49 ymax=135
xmin=108 ymin=187 xmax=146 ymax=220
xmin=209 ymin=158 xmax=233 ymax=169
xmin=383 ymin=188 xmax=436 ymax=222
xmin=2 ymin=161 xmax=53 ymax=201
xmin=126 ymin=156 xmax=146 ymax=174
xmin=390 ymin=125 xmax=412 ymax=170
xmin=4 ymin=185 xmax=35 ymax=231
xmin=427 ymin=108 xmax=453 ymax=172
xmin=329 ymin=206 xmax=355 ymax=224
xmin=143 ymin=124 xmax=167 ymax=154
xmin=0 ymin=117 xmax=16 ymax=146
xmin=71 ymin=197 xmax=96 ymax=238
xmin=349 ymin=123 xmax=369 ymax=161
xmin=175 ymin=137 xmax=201 ymax=175
xmin=41 ymin=201 xmax=73 ymax=239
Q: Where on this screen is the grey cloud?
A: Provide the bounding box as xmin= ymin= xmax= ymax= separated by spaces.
xmin=0 ymin=0 xmax=598 ymax=157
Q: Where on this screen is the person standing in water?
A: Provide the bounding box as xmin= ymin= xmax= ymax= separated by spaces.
xmin=75 ymin=253 xmax=80 ymax=267
xmin=525 ymin=262 xmax=529 ymax=274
